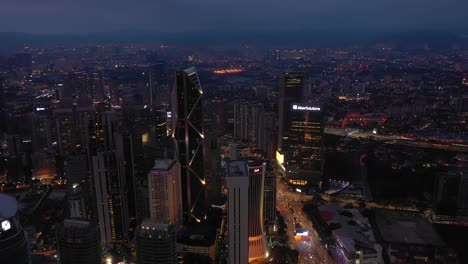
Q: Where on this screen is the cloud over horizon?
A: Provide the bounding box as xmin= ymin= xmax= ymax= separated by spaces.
xmin=0 ymin=0 xmax=467 ymax=34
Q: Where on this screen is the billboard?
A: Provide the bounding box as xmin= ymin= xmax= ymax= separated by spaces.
xmin=291 ymin=103 xmax=321 ymax=112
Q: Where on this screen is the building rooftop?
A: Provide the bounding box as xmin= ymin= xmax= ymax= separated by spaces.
xmin=374 ymin=208 xmax=445 ymax=247
xmin=228 ymin=160 xmax=248 ymax=177
xmin=318 ymin=204 xmax=379 ymax=255
xmin=243 ymin=157 xmax=265 ymax=167
xmin=152 ymin=159 xmax=177 ymax=171
xmin=0 ymin=193 xmax=18 ymax=219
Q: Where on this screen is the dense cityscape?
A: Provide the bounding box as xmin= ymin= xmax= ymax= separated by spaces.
xmin=1 ymin=2 xmax=468 ymax=264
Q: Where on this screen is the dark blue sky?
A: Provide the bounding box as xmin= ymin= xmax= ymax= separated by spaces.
xmin=0 ymin=0 xmax=467 ymax=34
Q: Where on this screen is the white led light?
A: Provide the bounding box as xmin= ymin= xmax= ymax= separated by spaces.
xmin=1 ymin=220 xmax=11 ymax=231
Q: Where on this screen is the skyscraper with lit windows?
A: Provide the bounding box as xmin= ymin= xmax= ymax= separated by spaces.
xmin=148 ymin=159 xmax=182 ymax=228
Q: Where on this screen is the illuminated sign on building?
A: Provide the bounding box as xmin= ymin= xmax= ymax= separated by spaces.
xmin=167 ymin=111 xmax=172 ymax=118
xmin=36 ymin=107 xmax=45 ymax=111
xmin=292 ymin=104 xmax=321 ymax=112
xmin=276 ymin=151 xmax=284 ymax=164
xmin=254 ymin=168 xmax=260 ymax=173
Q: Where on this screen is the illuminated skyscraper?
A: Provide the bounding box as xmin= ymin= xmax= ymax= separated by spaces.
xmin=278 ymin=73 xmax=304 ymax=150
xmin=282 ymin=103 xmax=323 ymax=186
xmin=227 ymin=160 xmax=249 ymax=264
xmin=173 ymin=67 xmax=205 ymax=222
xmin=56 ymin=219 xmax=101 ymax=264
xmin=0 ymin=194 xmax=30 ymax=264
xmin=244 ymin=158 xmax=268 ymax=261
xmin=148 ymin=159 xmax=182 ymax=228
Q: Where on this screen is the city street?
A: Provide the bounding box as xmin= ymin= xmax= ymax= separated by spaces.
xmin=276 ymin=177 xmax=336 ymax=264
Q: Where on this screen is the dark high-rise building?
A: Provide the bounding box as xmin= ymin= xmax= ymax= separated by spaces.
xmin=173 ymin=67 xmax=205 ymax=222
xmin=56 ymin=219 xmax=101 ymax=264
xmin=136 ymin=221 xmax=177 ymax=264
xmin=233 ymin=101 xmax=263 ymax=143
xmin=14 ymin=53 xmax=32 ymax=68
xmin=204 ymin=133 xmax=222 ymax=204
xmin=263 ymin=165 xmax=276 ymax=225
xmin=53 ymin=105 xmax=93 ymax=155
xmin=0 ymin=194 xmax=30 ymax=264
xmin=433 ymin=171 xmax=468 ymax=223
xmin=257 ymin=111 xmax=277 ymax=159
xmin=92 ymin=112 xmax=129 ymax=247
xmin=64 ymin=154 xmax=88 ymax=190
xmin=278 ymin=73 xmax=304 ymax=150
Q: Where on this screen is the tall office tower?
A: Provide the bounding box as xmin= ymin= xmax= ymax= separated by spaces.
xmin=281 ymin=103 xmax=323 ymax=186
xmin=0 ymin=194 xmax=30 ymax=264
xmin=68 ymin=184 xmax=88 ymax=219
xmin=136 ymin=221 xmax=177 ymax=264
xmin=148 ymin=159 xmax=182 ymax=228
xmin=31 ymin=109 xmax=53 ymax=152
xmin=263 ymin=165 xmax=276 ymax=225
xmin=227 ymin=160 xmax=249 ymax=264
xmin=93 ymin=112 xmax=129 ymax=247
xmin=433 ymin=171 xmax=468 ymax=223
xmin=233 ymin=101 xmax=264 ymax=143
xmin=64 ymin=154 xmax=88 ymax=190
xmin=173 ymin=67 xmax=205 ymax=222
xmin=278 ymin=72 xmax=304 ymax=150
xmin=257 ymin=111 xmax=277 ymax=159
xmin=53 ymin=105 xmax=93 ymax=155
xmin=244 ymin=157 xmax=268 ymax=261
xmin=56 ymin=219 xmax=101 ymax=264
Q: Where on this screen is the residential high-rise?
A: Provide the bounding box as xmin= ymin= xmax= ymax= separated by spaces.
xmin=56 ymin=219 xmax=101 ymax=264
xmin=244 ymin=157 xmax=268 ymax=262
xmin=278 ymin=73 xmax=303 ymax=150
xmin=173 ymin=67 xmax=205 ymax=222
xmin=136 ymin=221 xmax=177 ymax=264
xmin=233 ymin=101 xmax=263 ymax=143
xmin=0 ymin=193 xmax=30 ymax=264
xmin=227 ymin=160 xmax=249 ymax=264
xmin=148 ymin=159 xmax=182 ymax=228
xmin=92 ymin=112 xmax=129 ymax=247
